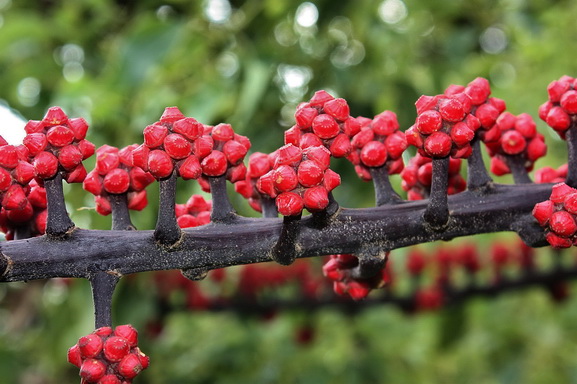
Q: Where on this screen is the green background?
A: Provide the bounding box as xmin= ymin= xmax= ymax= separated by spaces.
xmin=1 ymin=0 xmax=577 ymax=382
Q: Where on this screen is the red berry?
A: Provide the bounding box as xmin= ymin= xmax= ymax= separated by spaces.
xmin=560 ymin=90 xmax=577 ymax=114
xmin=303 ymin=185 xmax=329 ymax=212
xmin=103 ymin=168 xmax=130 ymax=194
xmin=68 ymin=117 xmax=89 ymax=140
xmin=78 ymin=333 xmax=104 ymax=358
xmin=351 ymin=128 xmax=374 ymax=149
xmin=343 ymin=117 xmax=361 ymax=137
xmin=309 ymin=90 xmax=334 ymax=107
xmin=223 ymin=140 xmax=248 ymax=165
xmin=564 ymin=192 xmax=577 ymax=214
xmin=405 ymin=126 xmax=424 ymax=147
xmin=276 ymin=191 xmax=304 ymax=216
xmin=546 ymin=106 xmax=571 ymax=131
xmin=299 ymin=132 xmax=323 ymax=149
xmin=178 ymin=155 xmax=202 ymax=180
xmin=323 ymin=169 xmax=341 ymax=191
xmin=163 ymin=133 xmax=192 ymax=160
xmin=67 ymin=344 xmax=82 ymax=368
xmin=256 ymin=171 xmax=277 ymax=198
xmin=384 ymin=132 xmax=407 ymax=159
xmin=526 ymin=137 xmax=547 ymax=161
xmin=303 ymin=145 xmax=331 ymax=170
xmin=475 ymin=103 xmax=500 ymax=128
xmin=347 ymin=280 xmax=371 ymax=300
xmin=0 ymin=145 xmax=18 ymax=169
xmin=118 ymin=353 xmax=144 ymax=380
xmin=58 ymin=144 xmax=83 ymax=171
xmin=129 ymin=167 xmax=155 ymax=191
xmin=33 ymin=151 xmax=59 ymax=179
xmin=550 ymin=183 xmax=575 ymax=203
xmin=227 ymin=163 xmax=246 ymax=183
xmin=415 ymin=110 xmax=443 ymax=134
xmin=135 ymin=347 xmax=150 ymax=370
xmin=0 ymin=168 xmax=11 ymax=192
xmin=545 ymin=232 xmax=572 ymax=248
xmin=143 ymin=124 xmax=168 ymax=148
xmin=295 ymin=107 xmax=318 ymax=128
xmin=532 ymin=200 xmax=554 ymax=226
xmin=46 ymin=125 xmax=75 ymax=147
xmin=96 ymin=151 xmax=120 ymax=176
xmin=501 ymin=130 xmax=526 ymax=155
xmin=439 ymin=97 xmax=466 ymax=122
xmin=450 ymin=122 xmax=474 ymax=147
xmin=80 ymin=359 xmax=106 ymax=382
xmin=83 ymin=171 xmax=103 ymax=195
xmin=43 ymin=106 xmax=68 ymax=126
xmin=323 ymin=98 xmax=349 ymax=121
xmin=465 ymin=77 xmax=491 ymax=105
xmin=103 ymin=336 xmax=130 ymax=362
xmin=24 ymin=120 xmax=45 ymax=134
xmin=549 ymin=211 xmax=577 ymax=237
xmin=211 ymin=123 xmax=234 ymax=141
xmin=273 ymin=165 xmax=299 ymax=192
xmin=547 ymin=80 xmax=571 ymax=103
xmin=194 ymin=136 xmax=214 ymax=159
xmin=201 ymin=150 xmax=228 ymax=177
xmin=172 ymin=117 xmax=203 ymax=141
xmin=424 ymin=132 xmax=452 ymax=158
xmin=360 ymin=141 xmax=387 ymax=167
xmin=23 ymin=133 xmax=48 ymax=156
xmin=247 ymin=153 xmax=271 ymax=178
xmin=415 ymin=95 xmax=439 ymax=114
xmin=275 ymin=144 xmax=302 ymax=167
xmin=284 ymin=125 xmax=301 ymax=146
xmin=147 ymin=150 xmax=174 ymax=179
xmin=95 ymin=195 xmax=112 ymax=215
xmin=297 ymin=160 xmax=324 ymax=187
xmin=160 ymin=106 xmax=186 ymax=123
xmin=98 ymin=374 xmax=121 ymax=384
xmin=114 ymin=324 xmax=138 ymax=347
xmin=328 ymin=133 xmax=351 ymax=158
xmin=372 ymin=111 xmax=399 ymax=136
xmin=312 ymin=114 xmax=340 ymax=139
xmin=515 ymin=113 xmax=537 ymax=138
xmin=131 ymin=144 xmax=150 ymax=171
xmin=78 ymin=139 xmax=96 ymax=160
xmin=128 ymin=190 xmax=148 ymax=211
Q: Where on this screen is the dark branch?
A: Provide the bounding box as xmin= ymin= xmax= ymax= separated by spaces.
xmin=506 ymin=155 xmax=532 ymax=184
xmin=154 ymin=172 xmax=181 ymax=245
xmin=423 ymin=157 xmax=450 ymax=228
xmin=566 ymin=125 xmax=577 ymax=187
xmin=369 ymin=166 xmax=401 ymax=206
xmin=272 ymin=214 xmax=302 ymax=266
xmin=0 ymin=183 xmax=553 ymax=283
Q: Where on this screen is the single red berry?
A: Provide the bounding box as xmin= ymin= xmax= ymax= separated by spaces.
xmin=501 ymin=130 xmax=526 ymax=155
xmin=273 ymin=165 xmax=299 ymax=192
xmin=415 ymin=95 xmax=439 ymax=114
xmin=323 ymin=169 xmax=341 ymax=192
xmin=465 ymin=77 xmax=491 ymax=105
xmin=67 ymin=344 xmax=82 ymax=368
xmin=46 ymin=125 xmax=75 ymax=147
xmin=276 ymin=191 xmax=304 ymax=216
xmin=515 ymin=114 xmax=537 ymax=138
xmin=94 ymin=326 xmax=113 ymax=337
xmin=372 ymin=111 xmax=399 ymax=136
xmin=526 ymin=137 xmax=547 ymax=161
xmin=143 ymin=124 xmax=168 ymax=148
xmin=275 ymin=144 xmax=302 ymax=167
xmin=560 ymin=90 xmax=577 ymax=114
xmin=405 ymin=126 xmax=424 ymax=147
xmin=24 ymin=120 xmax=45 ymax=134
xmin=160 ymin=106 xmax=186 ymax=123
xmin=360 ymin=140 xmax=387 ymax=168
xmin=67 ymin=117 xmax=89 ymax=140
xmin=490 ymin=156 xmax=510 ymax=176
xmin=439 ymin=97 xmax=466 ymax=122
xmin=415 ymin=110 xmax=442 ymax=134
xmin=545 ymin=232 xmax=572 ymax=248
xmin=532 ymin=200 xmax=554 ymax=226
xmin=547 ymin=80 xmax=571 ymax=103
xmin=95 ymin=195 xmax=112 ymax=215
xmin=33 ymin=151 xmax=59 ymax=179
xmin=0 ymin=168 xmax=11 ymax=192
xmin=78 ymin=139 xmax=96 ymax=160
xmin=550 ymin=183 xmax=574 ymax=204
xmin=450 ymin=122 xmax=474 ymax=147
xmin=424 ymin=132 xmax=452 ymax=158
xmin=129 ymin=167 xmax=155 ymax=191
xmin=194 ymin=136 xmax=214 ymax=159
xmin=103 ymin=168 xmax=130 ymax=194
xmin=309 ymin=90 xmax=334 ymax=107
xmin=247 ymin=153 xmax=271 ymax=178
xmin=43 ymin=106 xmax=68 ymax=126
xmin=303 ymin=185 xmax=329 ymax=212
xmin=211 ymin=123 xmax=234 ymax=141
xmin=58 ymin=144 xmax=83 ymax=171
xmin=163 ymin=133 xmax=192 ymax=160
xmin=201 ymin=150 xmax=228 ymax=176
xmin=417 ymin=162 xmax=433 ymax=186
xmin=384 ymin=132 xmax=407 ymax=159
xmin=83 ymin=171 xmax=103 ymax=195
xmin=78 ymin=333 xmax=104 ymax=358
xmin=98 ymin=374 xmax=121 ymax=384
xmin=227 ymin=163 xmax=246 ymax=183
xmin=343 ymin=117 xmax=361 ymax=137
xmin=299 ymin=132 xmax=324 ymax=149
xmin=172 ymin=117 xmax=203 ymax=141
xmin=546 ymin=106 xmax=571 ymax=132
xmin=131 ymin=144 xmax=150 ymax=171
xmin=23 ymin=133 xmax=48 ymax=156
xmin=564 ymin=192 xmax=577 ymax=214
xmin=312 ymin=114 xmax=340 ymax=139
xmin=80 ymin=359 xmax=107 ymax=382
xmin=347 ymin=280 xmax=372 ymax=300
xmin=147 ymin=150 xmax=174 ymax=179
xmin=114 ymin=325 xmax=138 ymax=348
xmin=118 ymin=353 xmax=144 ymax=380
xmin=475 ymin=103 xmax=500 ymax=128
xmin=297 ymin=160 xmax=324 ymax=187
xmin=178 ymin=155 xmax=202 ymax=180
xmin=549 ymin=211 xmax=577 ymax=237
xmin=128 ymin=190 xmax=148 ymax=211
xmin=14 ymin=161 xmax=35 ymax=185
xmin=257 ymin=171 xmax=277 ymax=198
xmin=223 ymin=140 xmax=248 ymax=165
xmin=103 ymin=336 xmax=130 ymax=362
xmin=0 ymin=145 xmax=18 ymax=169
xmin=323 ymin=98 xmax=349 ymax=121
xmin=96 ymin=151 xmax=120 ymax=176
xmin=295 ymin=107 xmax=319 ymax=128
xmin=284 ymin=125 xmax=301 ymax=146
xmin=135 ymin=347 xmax=150 ymax=370
xmin=328 ymin=133 xmax=351 ymax=158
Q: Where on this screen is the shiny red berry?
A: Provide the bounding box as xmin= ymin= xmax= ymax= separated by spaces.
xmin=103 ymin=168 xmax=130 ymax=194
xmin=201 ymin=150 xmax=228 ymax=176
xmin=323 ymin=98 xmax=349 ymax=121
xmin=143 ymin=124 xmax=168 ymax=148
xmin=80 ymin=359 xmax=106 ymax=382
xmin=164 ymin=133 xmax=192 ymax=160
xmin=276 ymin=191 xmax=304 ymax=216
xmin=312 ymin=114 xmax=340 ymax=139
xmin=147 ymin=150 xmax=174 ymax=179
xmin=33 ymin=151 xmax=59 ymax=179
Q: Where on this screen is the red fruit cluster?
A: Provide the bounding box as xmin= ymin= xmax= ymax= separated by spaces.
xmin=406 ymin=91 xmax=480 ymax=159
xmin=400 ymin=153 xmax=466 ymax=200
xmin=0 ymin=179 xmax=47 ymax=239
xmin=345 ymin=111 xmax=407 ymax=181
xmin=234 ymin=152 xmax=274 ymax=212
xmin=175 ymin=194 xmax=212 ymax=228
xmin=485 ymin=112 xmax=547 ymax=176
xmin=533 ymin=182 xmax=577 ymax=248
xmin=285 ymin=90 xmax=360 ymax=158
xmin=535 ymin=164 xmax=567 ymax=184
xmin=322 ymin=254 xmax=391 ymax=300
xmin=67 ymin=324 xmax=149 ymax=383
xmin=257 ymin=144 xmax=341 ymax=216
xmin=83 ymin=145 xmax=155 ymax=216
xmin=23 ymin=106 xmax=95 ymax=182
xmin=539 ymin=75 xmax=577 ymax=138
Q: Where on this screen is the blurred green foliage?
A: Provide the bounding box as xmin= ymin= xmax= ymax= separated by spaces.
xmin=1 ymin=0 xmax=577 ymax=382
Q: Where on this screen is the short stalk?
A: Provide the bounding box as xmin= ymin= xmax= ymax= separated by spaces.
xmin=154 ymin=171 xmax=181 ymax=245
xmin=506 ymin=155 xmax=532 ymax=184
xmin=350 ymin=249 xmax=388 ymax=280
xmin=13 ymin=226 xmax=32 ymax=240
xmin=311 ymin=192 xmax=339 ymax=228
xmin=44 ymin=173 xmax=75 ymax=237
xmin=209 ymin=176 xmax=236 ymax=223
xmin=467 ymin=138 xmax=493 ymax=190
xmin=369 ymin=166 xmax=401 ymax=205
xmin=565 ymin=125 xmax=577 ymax=187
xmin=90 ymin=271 xmax=119 ymax=328
xmin=423 ymin=157 xmax=450 ymax=228
xmin=261 ymin=196 xmax=278 ymax=218
xmin=272 ymin=214 xmax=301 ymax=265
xmin=109 ymin=193 xmax=134 ymax=231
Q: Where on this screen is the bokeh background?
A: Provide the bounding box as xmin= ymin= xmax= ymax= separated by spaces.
xmin=1 ymin=0 xmax=577 ymax=383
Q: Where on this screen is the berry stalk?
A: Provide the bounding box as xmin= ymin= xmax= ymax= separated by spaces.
xmin=209 ymin=175 xmax=237 ymax=223
xmin=261 ymin=196 xmax=278 ymax=218
xmin=423 ymin=157 xmax=450 ymax=228
xmin=566 ymin=126 xmax=577 ymax=187
xmin=90 ymin=271 xmax=119 ymax=328
xmin=466 ymin=138 xmax=493 ymax=190
xmin=272 ymin=214 xmax=302 ymax=265
xmin=349 ymin=249 xmax=388 ymax=280
xmin=154 ymin=171 xmax=181 ymax=245
xmin=44 ymin=173 xmax=75 ymax=237
xmin=109 ymin=193 xmax=134 ymax=231
xmin=369 ymin=166 xmax=401 ymax=205
xmin=506 ymin=155 xmax=533 ymax=184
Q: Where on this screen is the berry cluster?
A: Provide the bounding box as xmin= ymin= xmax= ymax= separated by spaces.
xmin=175 ymin=194 xmax=212 ymax=228
xmin=284 ymin=90 xmax=360 ymax=158
xmin=345 ymin=111 xmax=407 ymax=181
xmin=23 ymin=106 xmax=95 ymax=182
xmin=322 ymin=254 xmax=391 ymax=300
xmin=535 ymin=164 xmax=567 ymax=184
xmin=533 ymin=182 xmax=577 ymax=248
xmin=0 ymin=179 xmax=47 ymax=239
xmin=67 ymin=325 xmax=149 ymax=383
xmin=406 ymin=91 xmax=480 ymax=159
xmin=234 ymin=152 xmax=274 ymax=212
xmin=539 ymin=75 xmax=577 ymax=138
xmin=485 ymin=112 xmax=547 ymax=176
xmin=83 ymin=145 xmax=155 ymax=215
xmin=400 ymin=153 xmax=465 ymax=200
xmin=257 ymin=144 xmax=340 ymax=216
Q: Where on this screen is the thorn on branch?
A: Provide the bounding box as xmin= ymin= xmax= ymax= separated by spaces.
xmin=44 ymin=173 xmax=75 ymax=238
xmin=209 ymin=175 xmax=237 ymax=223
xmin=272 ymin=214 xmax=302 ymax=265
xmin=423 ymin=157 xmax=450 ymax=228
xmin=154 ymin=171 xmax=182 ymax=245
xmin=369 ymin=166 xmax=402 ymax=206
